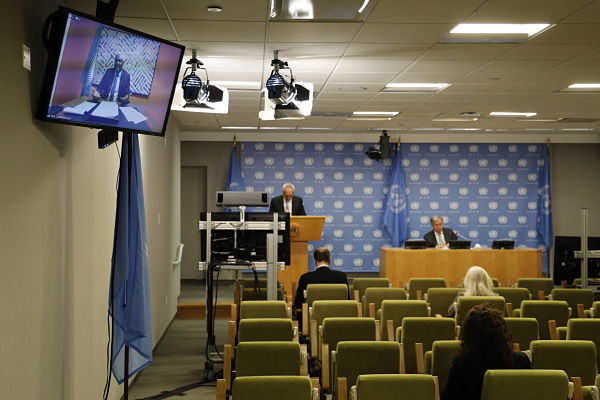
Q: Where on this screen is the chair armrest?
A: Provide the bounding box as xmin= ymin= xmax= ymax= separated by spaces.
xmin=369 ymin=303 xmax=376 ymax=318
xmin=223 ymin=344 xmax=232 ymax=391
xmin=337 ymin=377 xmax=348 ymax=400
xmin=571 ymin=377 xmax=582 ymax=400
xmin=415 ymin=343 xmax=425 ymax=374
xmin=577 ymin=304 xmax=585 ymax=318
xmin=302 ymin=303 xmax=308 ymax=336
xmin=512 ymin=308 xmax=521 ymax=317
xmin=357 ymin=301 xmax=363 ymax=317
xmin=523 ymin=350 xmax=532 ymax=362
xmin=548 ymin=320 xmax=558 ymax=340
xmin=216 ymin=378 xmax=227 ymax=400
xmin=424 ymin=351 xmax=432 ymax=374
xmin=310 ymin=379 xmax=320 ymax=400
xmin=387 ymin=320 xmax=394 ymax=342
xmin=505 ymin=302 xmax=513 ymax=317
xmin=292 ymin=320 xmax=299 ymax=342
xmin=582 ymin=385 xmax=599 ymax=400
xmin=230 ymin=303 xmax=237 ymax=322
xmin=375 ymin=319 xmax=381 ymax=341
xmin=300 ymin=343 xmax=309 ymax=376
xmin=351 ymin=385 xmax=357 ymax=400
xmin=353 ymin=289 xmax=360 ymax=302
xmin=228 ymin=320 xmax=236 ymax=350
xmin=399 ymin=342 xmax=406 ymax=373
xmin=310 ymin=319 xmax=318 ymax=356
xmin=322 ymin=343 xmax=330 ymax=390
xmin=433 ymin=376 xmax=440 ymax=400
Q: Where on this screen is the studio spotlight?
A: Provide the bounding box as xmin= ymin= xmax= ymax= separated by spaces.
xmin=365 ymin=130 xmax=392 ymax=161
xmin=259 ymin=51 xmax=313 ymax=120
xmin=175 ymin=49 xmax=228 ymax=113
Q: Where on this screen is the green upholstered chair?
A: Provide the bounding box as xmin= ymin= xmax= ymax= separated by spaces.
xmin=454 ymin=296 xmax=505 ymax=328
xmin=235 ymin=341 xmax=304 ymax=377
xmin=517 ymin=278 xmax=555 ymax=300
xmin=319 ymin=317 xmax=377 ymax=391
xmin=306 ymin=284 xmax=349 ymax=307
xmin=239 ymin=300 xmax=289 ymax=319
xmin=530 ymin=340 xmax=600 ymax=400
xmin=362 ymin=287 xmax=407 ymax=318
xmin=551 ymin=288 xmax=594 ymax=318
xmin=426 ymin=288 xmax=464 ymax=317
xmin=491 ymin=277 xmax=501 ymax=287
xmin=333 ymin=341 xmax=401 ymax=400
xmin=379 ymin=300 xmax=429 ymax=341
xmin=504 ymin=317 xmax=539 ymax=351
xmin=351 ymin=278 xmax=390 ymax=302
xmin=493 ymin=287 xmax=531 ymax=315
xmin=424 ymin=340 xmax=461 ymax=393
xmin=230 ymin=376 xmax=317 ymax=400
xmin=565 ymin=319 xmax=600 ymax=370
xmin=520 ymin=300 xmax=570 ymax=340
xmin=594 ymin=302 xmax=600 ymax=318
xmin=241 ymin=287 xmax=285 ymax=301
xmin=309 ymin=300 xmax=361 ymax=354
xmin=407 ymin=278 xmax=447 ymax=300
xmin=353 ymin=374 xmax=438 ymax=400
xmin=480 ymin=369 xmax=571 ymax=400
xmin=237 ymin=318 xmax=295 ymax=343
xmin=399 ymin=317 xmax=457 ymax=374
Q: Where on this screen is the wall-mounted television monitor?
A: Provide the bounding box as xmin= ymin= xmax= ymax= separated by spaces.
xmin=36 ymin=7 xmax=184 ymax=136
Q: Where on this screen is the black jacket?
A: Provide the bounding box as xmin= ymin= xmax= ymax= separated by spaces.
xmin=269 ymin=195 xmax=306 ymax=216
xmin=423 ymin=227 xmax=457 ymax=247
xmin=293 ymin=266 xmax=348 ymax=310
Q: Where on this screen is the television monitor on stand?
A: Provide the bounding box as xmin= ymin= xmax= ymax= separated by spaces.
xmin=449 ymin=240 xmax=471 ymax=249
xmin=36 ymin=7 xmax=184 ymax=137
xmin=492 ymin=240 xmax=515 ymax=250
xmin=404 ymin=240 xmax=427 ymax=249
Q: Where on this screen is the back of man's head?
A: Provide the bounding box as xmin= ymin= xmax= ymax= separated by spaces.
xmin=314 ymin=247 xmax=330 ymax=265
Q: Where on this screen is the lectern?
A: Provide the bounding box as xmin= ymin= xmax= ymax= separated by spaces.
xmin=278 ymin=216 xmax=326 ymax=299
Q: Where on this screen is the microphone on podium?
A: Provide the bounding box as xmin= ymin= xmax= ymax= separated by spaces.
xmin=454 ymin=230 xmax=469 ymax=241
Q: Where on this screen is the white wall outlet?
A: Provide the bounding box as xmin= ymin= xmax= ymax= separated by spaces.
xmin=22 ymin=44 xmax=31 ymax=71
xmin=158 ymin=213 xmax=161 ymax=225
xmin=165 ymin=296 xmax=168 ymax=305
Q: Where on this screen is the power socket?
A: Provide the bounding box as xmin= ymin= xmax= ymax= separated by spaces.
xmin=22 ymin=44 xmax=31 ymax=71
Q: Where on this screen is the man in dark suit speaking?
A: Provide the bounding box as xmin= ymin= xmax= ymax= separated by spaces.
xmin=293 ymin=247 xmax=348 ymax=313
xmin=269 ymin=182 xmax=306 ymax=216
xmin=423 ymin=215 xmax=457 ymax=248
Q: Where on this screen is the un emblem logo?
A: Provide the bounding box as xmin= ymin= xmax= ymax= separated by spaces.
xmin=326 ymin=215 xmax=334 ymax=223
xmin=334 ymin=172 xmax=344 ymax=180
xmin=479 ymin=159 xmax=488 ymax=167
xmin=459 ymin=159 xmax=469 ymax=167
xmin=354 ymin=172 xmax=364 ymax=180
xmin=430 ymin=201 xmax=440 ymax=210
xmin=363 ymin=215 xmax=373 ymax=224
xmin=518 ymin=159 xmax=528 ymax=167
xmin=373 ymin=201 xmax=383 ymax=209
xmin=364 ymin=158 xmax=374 ymax=166
xmin=363 ymin=244 xmax=373 ymax=252
xmin=469 ymin=202 xmax=479 ymax=210
xmin=353 ymin=230 xmax=364 ymax=238
xmin=469 ymin=145 xmax=479 ymax=153
xmin=344 ymin=186 xmax=354 ymax=195
xmin=402 ymin=159 xmax=410 ymax=167
xmin=305 ymin=186 xmax=314 ymax=194
xmin=459 ymin=216 xmax=469 ymax=224
xmin=255 ymin=172 xmax=264 ymax=180
xmin=488 ymin=173 xmax=498 ymax=182
xmin=410 ymin=145 xmax=420 ymax=152
xmin=353 ymin=258 xmax=364 ymax=267
xmin=528 ymin=231 xmax=537 ymax=238
xmin=334 ymin=201 xmax=344 ymax=209
xmin=324 ymin=186 xmax=334 ymax=195
xmin=314 ymin=143 xmax=324 ymax=152
xmin=354 ymin=144 xmax=364 ymax=151
xmin=459 ymin=187 xmax=469 ymax=195
xmin=528 ymin=173 xmax=538 ymax=182
xmin=449 ymin=173 xmax=459 ymax=182
xmin=518 ymin=216 xmax=527 ymax=224
xmin=498 ymin=187 xmax=508 ymax=195
xmin=314 ymin=172 xmax=324 ymax=180
xmin=489 ymin=230 xmax=498 ymax=238
xmin=420 ymin=159 xmax=430 ymax=167
xmin=304 ymin=157 xmax=314 ymax=166
xmin=383 ymin=159 xmax=393 ymax=167
xmin=439 ymin=159 xmax=449 ymax=167
xmin=508 ymin=145 xmax=518 ymax=153
xmin=528 ymin=145 xmax=538 ymax=153
xmin=469 ymin=173 xmax=479 ymax=181
xmin=244 ymin=157 xmax=255 ymax=166
xmin=373 ymin=230 xmax=383 ymax=238
xmin=488 ymin=201 xmax=498 ymax=210
xmin=284 ymin=157 xmax=294 ymax=166
xmin=410 ymin=202 xmax=420 ymax=210
xmin=498 ymin=159 xmax=508 ymax=167
xmin=344 ymin=158 xmax=354 ymax=166
xmin=373 ymin=172 xmax=384 ymax=181
xmin=538 ymin=159 xmax=545 ymax=167
xmin=387 ymin=184 xmax=406 ymax=213
xmin=353 ymin=201 xmax=364 ymax=209
xmin=334 ymin=230 xmax=344 ymax=238
xmin=420 ymin=187 xmax=430 ymax=196
xmin=420 ymin=216 xmax=429 ymax=224
xmin=334 ymin=259 xmax=343 ymax=267
xmin=410 ymin=230 xmax=421 ymax=238
xmin=469 ymin=230 xmax=479 ymax=238
xmin=275 ymin=143 xmax=285 ymax=151
xmin=479 ymin=216 xmax=488 ymax=224
xmin=518 ymin=187 xmax=527 ymax=196
xmin=324 ymin=158 xmax=334 ymax=166
xmin=430 ymin=145 xmax=439 ymax=153
xmin=363 ymin=186 xmax=373 ymax=195
xmin=449 ymin=145 xmax=459 ymax=153
xmin=275 ymin=172 xmax=284 ymax=180
xmin=488 ymin=145 xmax=498 ymax=152
xmin=254 ymin=143 xmax=264 ymax=151
xmin=527 ymin=202 xmax=537 ymax=210
xmin=335 ymin=144 xmax=344 ymax=152
xmin=294 ymin=172 xmax=304 ymax=180
xmin=440 ymin=187 xmax=449 ymax=196
xmin=479 ymin=187 xmax=488 ymax=196
xmin=508 ymin=201 xmax=518 ymax=210
xmin=498 ymin=216 xmax=508 ymax=224
xmin=344 ymin=244 xmax=353 ymax=252
xmin=294 ymin=143 xmax=304 ymax=151
xmin=450 ymin=202 xmax=459 ymax=210
xmin=508 ymin=230 xmax=518 ymax=238
xmin=344 ymin=215 xmax=354 ymax=223
xmin=430 ymin=173 xmax=440 ymax=181
xmin=410 ymin=173 xmax=420 ymax=181
xmin=265 ymin=186 xmax=274 ymax=194
xmin=314 ymin=200 xmax=324 ymax=208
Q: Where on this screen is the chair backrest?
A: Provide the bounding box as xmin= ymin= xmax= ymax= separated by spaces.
xmin=237 ymin=318 xmax=294 ymax=342
xmin=352 ymin=278 xmax=390 ymax=299
xmin=530 ymin=340 xmax=597 ymax=386
xmin=335 ymin=341 xmax=401 ymax=394
xmin=430 ymin=340 xmax=461 ymax=392
xmin=363 ymin=287 xmax=407 ymax=315
xmin=354 ymin=374 xmax=437 ymax=400
xmin=306 ymin=284 xmax=348 ymax=306
xmin=235 ymin=341 xmax=301 ymax=377
xmin=426 ymin=288 xmax=464 ymax=317
xmin=232 ymin=376 xmax=314 ymax=400
xmin=491 ymin=278 xmax=500 ymax=287
xmin=550 ymin=288 xmax=594 ymax=317
xmin=520 ymin=300 xmax=570 ymax=340
xmin=407 ymin=278 xmax=446 ymax=299
xmin=312 ymin=300 xmax=359 ymax=325
xmin=322 ymin=317 xmax=377 ymax=352
xmin=400 ymin=317 xmax=457 ymax=373
xmin=240 ymin=300 xmax=288 ymax=319
xmin=493 ymin=288 xmax=531 ymax=310
xmin=380 ymin=300 xmax=429 ymax=337
xmin=594 ymin=301 xmax=600 ymax=318
xmin=504 ymin=317 xmax=539 ymax=351
xmin=517 ymin=278 xmax=554 ymax=298
xmin=566 ymin=318 xmax=600 ymax=370
xmin=480 ymin=369 xmax=570 ymax=400
xmin=242 ymin=287 xmax=285 ymax=301
xmin=455 ymin=296 xmax=505 ymax=327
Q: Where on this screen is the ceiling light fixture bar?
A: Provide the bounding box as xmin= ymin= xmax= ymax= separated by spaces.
xmin=450 ymin=23 xmax=551 ymax=36
xmin=490 ymin=112 xmax=537 ymax=117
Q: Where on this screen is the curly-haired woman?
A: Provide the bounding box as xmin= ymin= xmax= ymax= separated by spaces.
xmin=442 ymin=303 xmax=531 ymax=400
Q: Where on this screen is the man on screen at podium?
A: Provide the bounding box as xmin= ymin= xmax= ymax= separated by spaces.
xmin=293 ymin=247 xmax=348 ymax=314
xmin=269 ymin=182 xmax=306 ymax=216
xmin=91 ymin=53 xmax=131 ymax=106
xmin=424 ymin=215 xmax=457 ymax=248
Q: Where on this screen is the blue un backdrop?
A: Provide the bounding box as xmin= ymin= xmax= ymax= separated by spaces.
xmin=241 ymin=142 xmax=550 ymax=273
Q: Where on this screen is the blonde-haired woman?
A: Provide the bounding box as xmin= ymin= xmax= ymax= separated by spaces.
xmin=447 ymin=266 xmax=496 ymax=317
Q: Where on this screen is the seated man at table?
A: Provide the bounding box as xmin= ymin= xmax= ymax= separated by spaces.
xmin=424 ymin=215 xmax=457 ymax=248
xmin=91 ymin=53 xmax=131 ymax=105
xmin=293 ymin=247 xmax=348 ymax=317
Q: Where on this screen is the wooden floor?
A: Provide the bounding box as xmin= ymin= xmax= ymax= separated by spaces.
xmin=128 ymin=280 xmax=230 ymax=400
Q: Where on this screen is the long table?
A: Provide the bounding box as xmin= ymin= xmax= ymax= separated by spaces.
xmin=380 ymin=248 xmax=541 ymax=287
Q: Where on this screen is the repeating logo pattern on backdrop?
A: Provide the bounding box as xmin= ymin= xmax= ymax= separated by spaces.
xmin=241 ymin=142 xmax=549 ymax=272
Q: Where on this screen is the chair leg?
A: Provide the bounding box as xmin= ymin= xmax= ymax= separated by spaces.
xmin=399 ymin=342 xmax=406 ymax=374
xmin=353 ymin=289 xmax=360 ymax=302
xmin=416 ymin=290 xmax=423 ymax=300
xmin=322 ymin=343 xmax=330 ymax=390
xmin=310 ymin=319 xmax=318 ymax=357
xmin=537 ymin=290 xmax=545 ymax=300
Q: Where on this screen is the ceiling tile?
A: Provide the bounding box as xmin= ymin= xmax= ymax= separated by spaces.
xmin=462 ymin=0 xmax=592 ymax=23
xmin=173 ymin=20 xmax=266 ymax=41
xmin=166 ymin=0 xmax=269 ymax=21
xmin=366 ymin=0 xmax=485 ymax=23
xmin=113 ymin=17 xmax=177 ymax=41
xmin=266 ymin=22 xmax=361 ymax=42
xmin=562 ymin=1 xmax=600 ymax=22
xmin=355 ymin=23 xmax=455 ymax=44
xmin=496 ymin=44 xmax=597 ymax=61
xmin=528 ymin=24 xmax=600 ymax=44
xmin=327 ymin=71 xmax=398 ymax=84
xmin=419 ymin=44 xmax=517 ymax=61
xmin=345 ymin=43 xmax=430 ymax=59
xmin=115 ymin=0 xmax=166 ymax=19
xmin=458 ymin=61 xmax=559 ymax=84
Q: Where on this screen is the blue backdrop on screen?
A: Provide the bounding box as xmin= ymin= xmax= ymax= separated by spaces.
xmin=241 ymin=142 xmax=550 ymax=273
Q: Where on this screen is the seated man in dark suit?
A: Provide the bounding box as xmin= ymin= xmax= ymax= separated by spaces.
xmin=91 ymin=53 xmax=131 ymax=105
xmin=423 ymin=215 xmax=457 ymax=248
xmin=269 ymin=182 xmax=306 ymax=216
xmin=293 ymin=247 xmax=348 ymax=316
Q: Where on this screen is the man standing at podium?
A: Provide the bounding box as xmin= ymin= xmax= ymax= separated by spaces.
xmin=293 ymin=247 xmax=348 ymax=313
xmin=424 ymin=215 xmax=457 ymax=248
xmin=269 ymin=183 xmax=306 ymax=216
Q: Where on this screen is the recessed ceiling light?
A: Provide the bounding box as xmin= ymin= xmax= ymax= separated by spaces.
xmin=490 ymin=112 xmax=537 ymax=117
xmin=450 ymin=24 xmax=551 ymax=36
xmin=259 ymin=127 xmax=296 ymax=130
xmin=384 ymin=83 xmax=449 ymax=92
xmin=352 ymin=111 xmax=398 ymax=116
xmin=207 ymin=6 xmax=222 ymax=12
xmin=222 ymin=126 xmax=257 ymax=130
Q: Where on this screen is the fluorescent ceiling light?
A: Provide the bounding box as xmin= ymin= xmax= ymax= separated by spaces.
xmin=348 ymin=117 xmax=392 ymax=121
xmin=222 ymin=126 xmax=257 ymax=130
xmin=384 ymin=83 xmax=449 ymax=92
xmin=211 ymin=80 xmax=261 ymax=88
xmin=357 ymin=0 xmax=370 ymax=13
xmin=450 ymin=23 xmax=550 ymax=36
xmin=446 ymin=128 xmax=482 ymax=131
xmin=518 ymin=118 xmax=562 ymax=122
xmin=569 ymin=83 xmax=600 ymax=89
xmin=490 ymin=112 xmax=537 ymax=117
xmin=432 ymin=117 xmax=478 ymax=122
xmin=259 ymin=126 xmax=296 ymax=130
xmin=352 ymin=111 xmax=398 ymax=116
xmin=559 ymin=128 xmax=595 ymax=131
xmin=298 ymin=127 xmax=332 ymax=130
xmin=414 ymin=128 xmax=445 ymax=131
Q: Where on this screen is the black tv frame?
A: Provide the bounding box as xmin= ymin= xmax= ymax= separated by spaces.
xmin=404 ymin=240 xmax=427 ymax=249
xmin=36 ymin=7 xmax=185 ymax=137
xmin=492 ymin=240 xmax=515 ymax=250
xmin=449 ymin=240 xmax=471 ymax=249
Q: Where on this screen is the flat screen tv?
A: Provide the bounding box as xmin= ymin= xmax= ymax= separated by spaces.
xmin=404 ymin=240 xmax=427 ymax=249
xmin=492 ymin=240 xmax=515 ymax=250
xmin=36 ymin=7 xmax=184 ymax=136
xmin=449 ymin=240 xmax=471 ymax=249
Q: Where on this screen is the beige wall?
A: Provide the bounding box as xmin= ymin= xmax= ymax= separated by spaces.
xmin=1 ymin=1 xmax=181 ymax=399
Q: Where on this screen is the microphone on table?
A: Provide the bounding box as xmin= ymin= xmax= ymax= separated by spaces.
xmin=453 ymin=230 xmax=469 ymax=241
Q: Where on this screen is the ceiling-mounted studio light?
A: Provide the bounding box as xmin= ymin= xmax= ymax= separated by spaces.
xmin=259 ymin=50 xmax=313 ymax=120
xmin=365 ymin=130 xmax=392 ymax=161
xmin=171 ymin=49 xmax=229 ymax=114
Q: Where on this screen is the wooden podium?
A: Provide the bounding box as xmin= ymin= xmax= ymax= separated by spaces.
xmin=278 ymin=216 xmax=326 ymax=300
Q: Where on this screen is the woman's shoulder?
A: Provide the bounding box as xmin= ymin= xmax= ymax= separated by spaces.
xmin=512 ymin=351 xmax=532 ymax=368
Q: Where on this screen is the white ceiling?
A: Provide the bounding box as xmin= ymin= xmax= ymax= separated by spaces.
xmin=105 ymin=0 xmax=600 ymax=140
